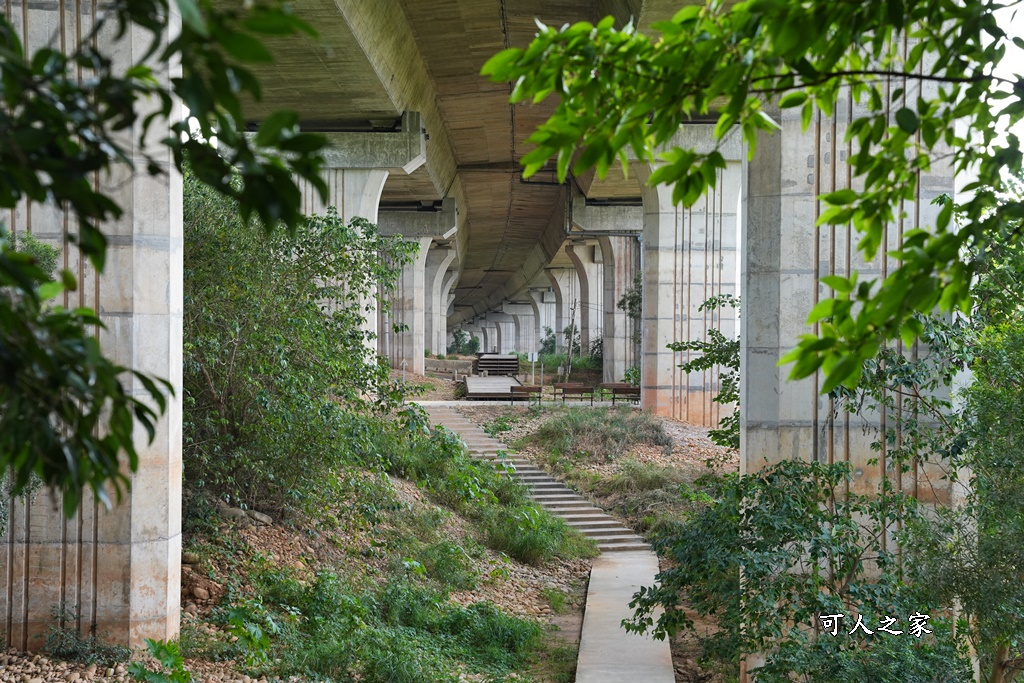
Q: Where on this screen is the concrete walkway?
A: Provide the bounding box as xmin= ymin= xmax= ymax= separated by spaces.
xmin=577 ymin=551 xmax=674 ymax=683
xmin=415 ymin=401 xmax=675 ymax=683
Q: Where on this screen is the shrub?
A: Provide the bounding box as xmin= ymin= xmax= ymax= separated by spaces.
xmin=44 ymin=606 xmax=131 ymax=666
xmin=484 ymin=505 xmax=597 ymax=565
xmin=182 ymin=168 xmax=416 ymax=513
xmin=521 ymin=407 xmax=671 ymax=461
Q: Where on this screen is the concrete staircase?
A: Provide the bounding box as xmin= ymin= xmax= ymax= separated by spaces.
xmin=421 ymin=405 xmax=649 ymax=553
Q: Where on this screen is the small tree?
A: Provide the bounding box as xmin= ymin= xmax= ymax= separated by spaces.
xmin=668 ymin=295 xmax=740 ymax=449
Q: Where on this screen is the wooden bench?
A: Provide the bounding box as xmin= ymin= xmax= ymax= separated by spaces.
xmin=553 ymin=382 xmax=596 ymax=405
xmin=509 ymin=384 xmax=542 ymax=405
xmin=601 ymin=383 xmax=641 ymax=405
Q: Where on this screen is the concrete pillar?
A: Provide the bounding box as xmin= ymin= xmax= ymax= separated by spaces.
xmin=384 ymin=236 xmax=433 ymax=374
xmin=529 ymin=289 xmax=556 ymax=345
xmin=739 ymin=103 xmax=953 ymax=494
xmin=439 ymin=271 xmax=458 ymax=352
xmin=1 ymin=8 xmax=182 ymax=648
xmin=565 ymin=241 xmax=604 ymax=351
xmin=598 ymin=235 xmax=641 ymax=384
xmin=378 ymin=199 xmax=457 ymax=373
xmin=503 ymin=303 xmax=537 ymax=355
xmin=297 ymin=112 xmax=427 ymax=351
xmin=486 ymin=312 xmax=516 ymax=354
xmin=545 ymin=268 xmax=577 ymax=346
xmin=425 ymin=250 xmax=457 ymax=356
xmin=637 ymin=127 xmax=741 ymax=422
xmin=476 ymin=321 xmax=496 ymax=354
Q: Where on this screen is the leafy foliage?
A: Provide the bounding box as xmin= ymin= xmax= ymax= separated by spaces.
xmin=446 ymin=328 xmax=481 ymax=355
xmin=128 ymin=639 xmax=192 ymax=683
xmin=0 ymin=0 xmax=328 ymax=507
xmin=1 ymin=230 xmax=171 ymax=513
xmin=626 ymin=460 xmax=972 ymax=681
xmin=182 ymin=167 xmax=416 ymax=511
xmin=483 ymin=0 xmax=1024 ymax=394
xmin=668 ymin=295 xmax=740 ymax=449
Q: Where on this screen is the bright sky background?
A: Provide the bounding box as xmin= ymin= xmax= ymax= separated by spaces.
xmin=995 ymin=3 xmax=1024 ymax=139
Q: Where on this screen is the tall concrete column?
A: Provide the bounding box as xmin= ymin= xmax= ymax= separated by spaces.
xmin=739 ymin=102 xmax=953 ymax=495
xmin=425 ymin=250 xmax=456 ymax=355
xmin=598 ymin=235 xmax=641 ymax=384
xmin=383 ymin=237 xmax=433 ymax=374
xmin=2 ymin=10 xmax=182 ymax=648
xmin=486 ymin=312 xmax=515 ymax=353
xmin=439 ymin=271 xmax=458 ymax=352
xmin=545 ymin=268 xmax=576 ymax=346
xmin=297 ymin=112 xmax=427 ymax=350
xmin=637 ymin=128 xmax=742 ymax=422
xmin=378 ymin=199 xmax=456 ymax=373
xmin=565 ymin=241 xmax=604 ymax=351
xmin=529 ymin=289 xmax=556 ymax=343
xmin=503 ymin=303 xmax=537 ymax=355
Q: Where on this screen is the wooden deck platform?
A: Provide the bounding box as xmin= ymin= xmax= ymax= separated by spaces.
xmin=465 ymin=375 xmax=521 ymax=400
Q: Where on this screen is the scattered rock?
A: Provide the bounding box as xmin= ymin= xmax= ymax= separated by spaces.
xmin=182 ymin=551 xmax=201 ymax=565
xmin=217 ymin=507 xmax=249 ymax=522
xmin=192 ymin=586 xmax=210 ymax=600
xmin=185 ymin=603 xmax=199 ymax=616
xmin=246 ymin=510 xmax=272 ymax=526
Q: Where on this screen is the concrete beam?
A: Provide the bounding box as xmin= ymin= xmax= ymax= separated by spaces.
xmin=319 ymin=111 xmax=426 ymax=173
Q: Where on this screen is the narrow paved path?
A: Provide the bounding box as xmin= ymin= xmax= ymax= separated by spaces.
xmin=416 ymin=401 xmax=675 ymax=683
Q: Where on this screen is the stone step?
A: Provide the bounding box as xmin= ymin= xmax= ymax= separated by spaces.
xmin=589 ymin=534 xmax=647 ymax=545
xmin=532 ymin=492 xmax=587 ymax=500
xmin=598 ymin=543 xmax=651 ymax=552
xmin=559 ymin=511 xmax=613 ymax=520
xmin=538 ymin=501 xmax=595 ymax=511
xmin=565 ymin=524 xmax=626 ymax=532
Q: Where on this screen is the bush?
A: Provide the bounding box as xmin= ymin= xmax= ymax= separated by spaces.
xmin=182 ymin=167 xmax=416 ymax=513
xmin=484 ymin=505 xmax=597 ymax=565
xmin=522 ymin=407 xmax=672 ymax=461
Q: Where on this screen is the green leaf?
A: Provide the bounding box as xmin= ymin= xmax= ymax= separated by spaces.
xmin=175 ymin=0 xmax=208 ymax=37
xmin=218 ymin=30 xmax=275 ymax=64
xmin=38 ymin=280 xmax=64 ymax=300
xmin=255 ymin=111 xmax=297 ymax=147
xmin=778 ymin=91 xmax=808 ymax=109
xmin=821 ymin=354 xmax=860 ymax=393
xmin=821 ymin=189 xmax=858 ymax=205
xmin=895 ymin=107 xmax=919 ymax=134
xmin=820 ymin=275 xmax=853 ymax=293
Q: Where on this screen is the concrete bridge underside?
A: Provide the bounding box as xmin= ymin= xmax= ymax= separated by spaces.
xmin=1 ymin=0 xmax=955 ymax=661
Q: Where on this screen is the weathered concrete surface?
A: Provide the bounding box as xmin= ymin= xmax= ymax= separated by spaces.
xmin=576 ymin=551 xmax=674 ymax=683
xmin=740 ymin=97 xmax=954 ymax=500
xmin=598 ymin=235 xmax=641 ymax=384
xmin=1 ymin=10 xmax=182 ymax=649
xmin=638 ymin=126 xmax=742 ymax=423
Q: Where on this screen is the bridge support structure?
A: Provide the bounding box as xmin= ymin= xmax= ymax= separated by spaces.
xmin=379 ymin=199 xmax=456 ymax=375
xmin=1 ymin=13 xmax=183 ymax=649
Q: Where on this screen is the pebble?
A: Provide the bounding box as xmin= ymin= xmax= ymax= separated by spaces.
xmin=192 ymin=586 xmax=210 ymax=600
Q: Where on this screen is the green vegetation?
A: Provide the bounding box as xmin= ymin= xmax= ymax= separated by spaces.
xmin=484 ymin=0 xmax=1024 ymax=394
xmin=447 ymin=328 xmax=481 ymax=355
xmin=183 ymin=167 xmax=415 ymax=513
xmin=44 ymin=606 xmax=131 ymax=666
xmin=519 ymin=407 xmax=671 ymax=462
xmin=668 ymin=295 xmax=740 ymax=449
xmin=181 ymin=564 xmax=543 ymax=683
xmin=1 ymin=0 xmax=327 ymax=506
